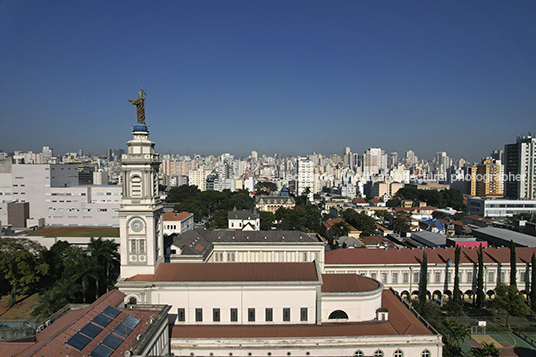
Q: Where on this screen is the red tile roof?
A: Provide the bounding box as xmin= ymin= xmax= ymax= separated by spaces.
xmin=359 ymin=236 xmax=395 ymax=248
xmin=169 ymin=290 xmax=432 ymax=339
xmin=395 ymin=206 xmax=438 ymax=212
xmin=0 ymin=290 xmax=161 ymax=357
xmin=163 ymin=211 xmax=193 ymax=221
xmin=321 ymin=274 xmax=380 ymax=293
xmin=127 ymin=262 xmax=319 ymax=282
xmin=322 ymin=218 xmax=359 ymax=232
xmin=352 ymin=198 xmax=368 ymax=204
xmin=325 ymin=246 xmax=536 ymax=265
xmin=375 ymin=224 xmax=391 ymax=232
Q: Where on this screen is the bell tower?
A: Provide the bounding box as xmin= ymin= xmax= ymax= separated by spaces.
xmin=119 ymin=100 xmax=164 ymax=278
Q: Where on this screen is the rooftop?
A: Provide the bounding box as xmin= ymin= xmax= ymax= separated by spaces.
xmin=325 ymin=246 xmax=536 ymax=265
xmin=126 ymin=262 xmax=320 ymax=283
xmin=321 ymin=274 xmax=380 ymax=293
xmin=163 ymin=211 xmax=193 ymax=221
xmin=170 ymin=290 xmax=432 ymax=339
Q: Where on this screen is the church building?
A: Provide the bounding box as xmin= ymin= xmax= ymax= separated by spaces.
xmin=116 ymin=116 xmax=443 ymax=356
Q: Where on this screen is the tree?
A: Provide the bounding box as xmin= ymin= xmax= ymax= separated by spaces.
xmin=330 ymin=220 xmax=351 ymax=238
xmin=441 ymin=318 xmax=469 ymax=357
xmin=62 ymin=246 xmax=98 ymax=303
xmin=491 ymin=283 xmax=531 ymax=326
xmin=255 ymin=181 xmax=277 ymax=194
xmin=420 ymin=251 xmax=428 ymax=305
xmin=476 ymin=245 xmax=485 ymax=307
xmin=259 ymin=211 xmax=275 ymax=231
xmin=453 ymin=246 xmax=461 ymax=305
xmin=531 ymin=252 xmax=536 ymax=311
xmin=32 ymin=277 xmax=80 ymax=320
xmin=206 ymin=210 xmax=229 ymax=230
xmin=339 ymin=210 xmax=377 ymax=237
xmin=510 ymin=240 xmax=517 ymax=288
xmin=0 ymin=238 xmax=49 ymax=307
xmin=87 ymin=237 xmax=119 ymax=295
xmin=469 ymin=342 xmax=501 ymax=357
xmin=393 ymin=214 xmax=410 ymax=234
xmin=166 ymin=184 xmax=200 ymax=203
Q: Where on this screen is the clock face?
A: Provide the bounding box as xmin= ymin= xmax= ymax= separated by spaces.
xmin=131 ymin=219 xmax=144 ymax=232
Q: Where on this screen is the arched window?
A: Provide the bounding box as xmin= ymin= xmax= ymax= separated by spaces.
xmin=354 ymin=351 xmax=364 ymax=357
xmin=394 ymin=349 xmax=403 ymax=357
xmin=131 ymin=175 xmax=142 ymax=197
xmin=128 ymin=296 xmax=137 ymax=305
xmin=328 ymin=310 xmax=349 ymax=319
xmin=421 ymin=350 xmax=431 ymax=357
xmin=374 ymin=350 xmax=384 ymax=357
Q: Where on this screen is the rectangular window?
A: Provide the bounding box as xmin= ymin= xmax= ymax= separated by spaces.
xmin=230 ymin=308 xmax=238 ymax=322
xmin=467 ymin=271 xmax=473 ymax=283
xmin=414 ymin=272 xmax=420 ymax=283
xmin=248 ymin=308 xmax=255 ymax=322
xmin=283 ymin=308 xmax=290 ymax=322
xmin=435 ymin=272 xmax=441 ymax=283
xmin=195 ymin=308 xmax=203 ymax=322
xmin=500 ymin=272 xmax=505 ymax=283
xmin=265 ymin=308 xmax=273 ymax=322
xmin=403 ymin=272 xmax=409 ymax=283
xmin=213 ymin=308 xmax=220 ymax=322
xmin=488 ymin=271 xmax=495 ymax=283
xmin=177 ymin=308 xmax=185 ymax=322
xmin=371 ymin=272 xmax=377 ymax=280
xmin=392 ymin=272 xmax=398 ymax=284
xmin=300 ymin=307 xmax=308 ymax=322
xmin=381 ymin=272 xmax=387 ymax=283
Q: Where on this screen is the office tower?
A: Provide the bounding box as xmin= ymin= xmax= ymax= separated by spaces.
xmin=343 ymin=147 xmax=351 ymax=167
xmin=504 ymin=134 xmax=536 ymax=199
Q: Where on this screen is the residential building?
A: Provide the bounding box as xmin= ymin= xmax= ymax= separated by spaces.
xmin=163 ymin=211 xmax=194 ymax=235
xmin=297 ymin=158 xmax=314 ymax=200
xmin=475 ymin=158 xmax=504 ymax=197
xmin=505 ymin=134 xmax=536 ymax=199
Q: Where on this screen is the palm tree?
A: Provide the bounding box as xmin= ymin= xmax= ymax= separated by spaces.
xmin=88 ymin=238 xmax=120 ymax=294
xmin=62 ymin=246 xmax=97 ymax=303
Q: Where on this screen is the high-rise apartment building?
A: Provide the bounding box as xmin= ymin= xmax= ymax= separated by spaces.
xmin=505 ymin=134 xmax=536 ymax=199
xmin=362 ymin=148 xmax=387 ymax=178
xmin=475 ymin=158 xmax=504 ymax=197
xmin=297 ymin=158 xmax=314 ymax=200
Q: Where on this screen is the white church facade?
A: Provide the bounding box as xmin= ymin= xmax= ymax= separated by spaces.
xmin=116 ymin=119 xmax=443 ymax=356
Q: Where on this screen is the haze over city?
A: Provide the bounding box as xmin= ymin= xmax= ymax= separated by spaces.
xmin=1 ymin=0 xmax=535 ymax=161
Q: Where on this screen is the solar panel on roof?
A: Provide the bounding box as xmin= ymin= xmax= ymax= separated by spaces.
xmin=89 ymin=344 xmax=113 ymax=357
xmin=122 ymin=315 xmax=140 ymax=329
xmin=113 ymin=323 xmax=133 ymax=338
xmin=102 ymin=333 xmax=123 ymax=350
xmin=92 ymin=313 xmax=113 ymax=328
xmin=66 ymin=332 xmax=91 ymax=351
xmin=80 ymin=322 xmax=103 ymax=339
xmin=102 ymin=305 xmax=121 ymax=319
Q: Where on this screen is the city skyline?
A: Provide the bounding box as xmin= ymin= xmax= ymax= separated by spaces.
xmin=1 ymin=1 xmax=535 ymax=161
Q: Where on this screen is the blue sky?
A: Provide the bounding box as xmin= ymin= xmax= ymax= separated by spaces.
xmin=1 ymin=1 xmax=535 ymax=162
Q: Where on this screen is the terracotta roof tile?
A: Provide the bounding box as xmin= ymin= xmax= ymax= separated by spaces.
xmin=325 ymin=246 xmax=536 ymax=265
xmin=321 ymin=274 xmax=379 ymax=293
xmin=169 ymin=290 xmax=432 ymax=339
xmin=127 ymin=262 xmax=320 ymax=283
xmin=0 ymin=290 xmax=162 ymax=357
xmin=163 ymin=211 xmax=193 ymax=221
xmin=323 ymin=218 xmax=359 ymax=232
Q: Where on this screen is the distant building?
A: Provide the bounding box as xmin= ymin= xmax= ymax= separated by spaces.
xmin=255 ymin=195 xmax=295 ymax=212
xmin=163 ymin=211 xmax=194 ymax=235
xmin=228 ymin=207 xmax=260 ymax=231
xmin=504 ymin=134 xmax=536 ymax=199
xmin=467 ymin=197 xmax=536 ymax=218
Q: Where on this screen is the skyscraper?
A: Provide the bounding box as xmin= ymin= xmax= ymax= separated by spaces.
xmin=504 ymin=134 xmax=536 ymax=199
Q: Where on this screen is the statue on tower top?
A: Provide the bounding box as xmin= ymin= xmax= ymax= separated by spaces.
xmin=128 ymin=87 xmax=147 ymax=124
